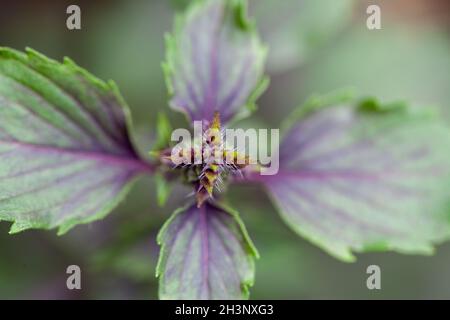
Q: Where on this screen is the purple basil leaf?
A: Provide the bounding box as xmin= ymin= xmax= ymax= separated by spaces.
xmin=156 ymin=201 xmax=258 ymax=299
xmin=249 ymin=0 xmax=355 ymax=74
xmin=0 ymin=47 xmax=152 ymax=234
xmin=253 ymin=99 xmax=450 ymax=261
xmin=163 ymin=0 xmax=268 ymax=124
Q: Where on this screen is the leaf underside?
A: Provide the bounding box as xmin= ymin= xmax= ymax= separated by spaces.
xmin=164 ymin=0 xmax=268 ymax=125
xmin=254 ymin=102 xmax=450 ymax=261
xmin=0 ymin=47 xmax=151 ymax=234
xmin=157 ymin=202 xmax=258 ymax=300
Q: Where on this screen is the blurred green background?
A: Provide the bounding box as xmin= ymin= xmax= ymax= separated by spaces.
xmin=0 ymin=0 xmax=449 ymax=299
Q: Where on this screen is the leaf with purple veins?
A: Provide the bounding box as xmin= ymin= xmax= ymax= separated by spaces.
xmin=252 ymin=98 xmax=450 ymax=261
xmin=163 ymin=0 xmax=269 ymax=125
xmin=0 ymin=47 xmax=152 ymax=234
xmin=156 ymin=201 xmax=258 ymax=300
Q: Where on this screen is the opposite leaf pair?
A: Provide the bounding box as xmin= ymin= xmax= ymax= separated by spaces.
xmin=0 ymin=0 xmax=449 ymax=300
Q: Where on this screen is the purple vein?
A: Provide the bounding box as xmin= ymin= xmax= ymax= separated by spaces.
xmin=1 ymin=140 xmax=152 ymax=173
xmin=162 ymin=206 xmax=195 ymax=281
xmin=287 ymin=181 xmax=402 ymax=236
xmin=0 ymin=74 xmax=95 ymax=146
xmin=38 ymin=74 xmax=131 ymax=154
xmin=7 ymin=63 xmax=124 ymax=151
xmin=0 ymin=162 xmax=95 ymax=202
xmin=14 ymin=170 xmax=128 ymax=221
xmin=212 ymin=212 xmax=241 ymax=287
xmin=26 ymin=64 xmax=126 ymax=151
xmin=186 ymin=26 xmax=205 ymax=113
xmin=260 ymin=170 xmax=427 ymax=197
xmin=219 ymin=54 xmax=252 ymax=122
xmin=0 ymin=95 xmax=86 ymax=146
xmin=290 ymin=121 xmax=405 ymax=168
xmin=269 ymin=186 xmax=357 ymax=244
xmin=176 ymin=69 xmax=201 ymax=116
xmin=82 ymin=79 xmax=126 ymax=144
xmin=178 ymin=213 xmax=200 ymax=294
xmin=281 ymin=116 xmax=344 ymax=163
xmin=55 ymin=170 xmax=132 ymax=222
xmin=0 ymin=157 xmax=76 ymax=180
xmin=189 ymin=16 xmax=207 ymax=100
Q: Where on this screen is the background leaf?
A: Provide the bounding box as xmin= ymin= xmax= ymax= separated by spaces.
xmin=253 ymin=100 xmax=450 ymax=261
xmin=163 ymin=0 xmax=268 ymax=124
xmin=249 ymin=0 xmax=355 ymax=74
xmin=154 ymin=173 xmax=172 ymax=207
xmin=156 ymin=202 xmax=258 ymax=299
xmin=0 ymin=47 xmax=152 ymax=234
